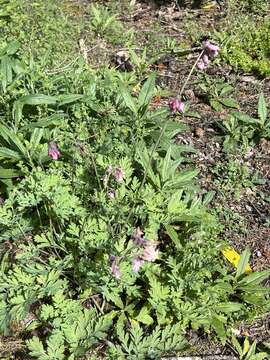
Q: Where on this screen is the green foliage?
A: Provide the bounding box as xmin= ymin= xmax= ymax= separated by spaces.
xmin=219 ymin=19 xmax=270 ymax=77
xmin=198 ymin=75 xmax=239 ymax=112
xmin=220 ymin=93 xmax=270 ymax=153
xmin=89 ymin=4 xmax=133 ymax=45
xmin=0 ymin=1 xmax=269 ymax=359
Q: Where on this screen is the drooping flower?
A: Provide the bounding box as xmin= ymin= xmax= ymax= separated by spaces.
xmin=106 ymin=165 xmax=125 ymax=183
xmin=48 ymin=142 xmax=61 ymax=160
xmin=203 ymin=40 xmax=220 ymax=58
xmin=110 ymin=255 xmax=121 ymax=279
xmin=169 ymin=99 xmax=185 ymax=113
xmin=142 ymin=242 xmax=159 ymax=262
xmin=197 ymin=40 xmax=220 ymax=71
xmin=112 ymin=167 xmax=125 ymax=183
xmin=197 ymin=60 xmax=206 ymax=71
xmin=132 ymin=256 xmax=145 ymax=273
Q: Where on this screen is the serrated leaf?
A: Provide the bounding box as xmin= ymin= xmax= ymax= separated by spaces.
xmin=216 ymin=302 xmax=243 ymax=313
xmin=135 ymin=306 xmax=153 ymax=325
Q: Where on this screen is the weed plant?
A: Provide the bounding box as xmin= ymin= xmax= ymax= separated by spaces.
xmin=0 ymin=1 xmax=269 ymax=359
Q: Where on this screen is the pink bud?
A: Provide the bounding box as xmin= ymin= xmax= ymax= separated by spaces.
xmin=112 ymin=167 xmax=125 ymax=183
xmin=203 ymin=40 xmax=220 ymax=58
xmin=48 ymin=142 xmax=61 ymax=160
xmin=197 ymin=60 xmax=206 ymax=70
xmin=132 ymin=257 xmax=145 ymax=273
xmin=169 ymin=99 xmax=185 ymax=113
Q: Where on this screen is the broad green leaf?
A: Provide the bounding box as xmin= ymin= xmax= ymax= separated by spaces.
xmin=210 ymin=99 xmax=223 ymax=112
xmin=30 ymin=128 xmax=44 ymax=148
xmin=19 ymin=94 xmax=58 ymax=106
xmin=246 ymin=340 xmax=257 ymax=360
xmin=58 ymin=94 xmax=84 ymax=106
xmin=136 ymin=144 xmax=159 ymax=187
xmin=138 ymin=73 xmax=156 ymax=110
xmin=0 ymin=147 xmax=22 ymax=160
xmin=232 ymin=111 xmax=259 ymax=125
xmin=1 ymin=55 xmax=12 ymax=92
xmin=13 ymin=94 xmax=57 ymax=124
xmin=0 ymin=168 xmax=22 ymax=178
xmin=258 ymin=93 xmax=267 ymax=124
xmin=165 ymin=224 xmax=183 ymax=249
xmin=238 ymin=270 xmax=270 ymax=286
xmin=119 ymin=82 xmax=137 ymax=113
xmin=161 ymin=146 xmax=172 ymax=182
xmin=219 ymin=98 xmax=239 ymax=108
xmin=236 ymin=248 xmax=251 ymax=278
xmin=11 ymin=58 xmax=25 ymax=74
xmin=220 ymin=84 xmax=234 ymax=96
xmin=0 ymin=124 xmax=26 ymax=154
xmin=164 ymin=169 xmax=199 ymax=189
xmin=231 ymin=336 xmax=243 ymax=356
xmin=5 ymin=41 xmax=20 ymax=55
xmin=212 ymin=315 xmax=226 ymax=342
xmin=243 ymin=337 xmax=250 ymax=356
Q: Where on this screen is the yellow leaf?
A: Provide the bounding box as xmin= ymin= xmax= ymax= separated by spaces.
xmin=201 ymin=1 xmax=217 ymax=10
xmin=222 ymin=248 xmax=252 ymax=273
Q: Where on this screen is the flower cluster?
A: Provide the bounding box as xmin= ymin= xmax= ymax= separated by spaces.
xmin=168 ymin=98 xmax=185 ymax=114
xmin=48 ymin=142 xmax=61 ymax=160
xmin=131 ymin=228 xmax=159 ymax=273
xmin=197 ymin=40 xmax=220 ymax=71
xmin=106 ymin=165 xmax=125 ymax=183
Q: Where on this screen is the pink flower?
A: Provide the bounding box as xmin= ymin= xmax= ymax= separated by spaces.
xmin=169 ymin=99 xmax=185 ymax=113
xmin=202 ymin=54 xmax=210 ymax=65
xmin=203 ymin=40 xmax=220 ymax=58
xmin=107 ymin=165 xmax=125 ymax=183
xmin=197 ymin=40 xmax=220 ymax=71
xmin=197 ymin=60 xmax=206 ymax=70
xmin=48 ymin=142 xmax=61 ymax=160
xmin=142 ymin=242 xmax=158 ymax=262
xmin=110 ymin=255 xmax=121 ymax=279
xmin=112 ymin=167 xmax=125 ymax=183
xmin=132 ymin=256 xmax=145 ymax=272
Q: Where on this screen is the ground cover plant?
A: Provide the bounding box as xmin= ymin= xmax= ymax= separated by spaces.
xmin=0 ymin=0 xmax=269 ymax=359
